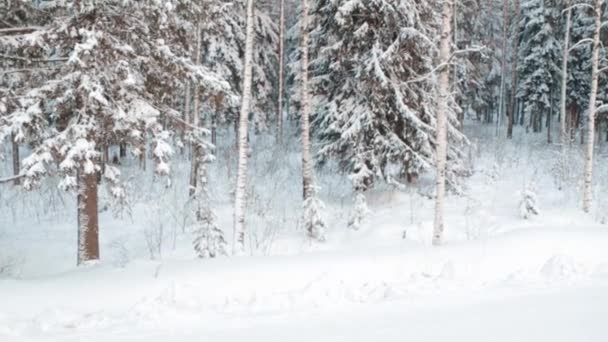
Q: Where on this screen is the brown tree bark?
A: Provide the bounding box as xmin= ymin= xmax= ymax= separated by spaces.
xmin=11 ymin=133 xmax=20 ymax=185
xmin=77 ymin=168 xmax=100 ymax=265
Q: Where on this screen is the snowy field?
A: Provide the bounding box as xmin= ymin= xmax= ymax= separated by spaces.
xmin=1 ymin=124 xmax=608 ymax=341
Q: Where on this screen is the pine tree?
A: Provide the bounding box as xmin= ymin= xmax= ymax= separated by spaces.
xmin=192 ymin=142 xmax=228 ymax=258
xmin=308 ymin=0 xmax=468 ymax=193
xmin=517 ymin=0 xmax=561 ymax=133
xmin=520 ymin=185 xmax=540 ymax=219
xmin=0 ymin=0 xmax=230 ymax=265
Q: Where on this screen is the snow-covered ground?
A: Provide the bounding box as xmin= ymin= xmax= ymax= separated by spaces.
xmin=1 ymin=124 xmax=607 ymax=341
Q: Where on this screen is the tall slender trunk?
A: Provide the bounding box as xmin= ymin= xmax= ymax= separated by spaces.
xmin=182 ymin=84 xmax=192 ymax=155
xmin=507 ymin=0 xmax=521 ymax=139
xmin=212 ymin=116 xmax=217 ymax=145
xmin=189 ymin=22 xmax=203 ymax=198
xmin=496 ymin=0 xmax=509 ymax=136
xmin=560 ymin=1 xmax=571 ymax=157
xmin=11 ymin=133 xmax=20 ymax=185
xmin=582 ymin=0 xmax=602 ymax=213
xmin=119 ymin=143 xmax=126 ymax=158
xmin=300 ymin=0 xmax=314 ymax=200
xmin=233 ymin=0 xmax=255 ymax=254
xmin=276 ymin=0 xmax=285 ymax=143
xmin=139 ymin=138 xmax=146 ymax=171
xmin=433 ymin=0 xmax=452 ymax=247
xmin=453 ymin=0 xmax=464 ymax=127
xmin=559 ymin=0 xmax=572 ymax=190
xmin=547 ymin=99 xmax=552 ymax=144
xmin=77 ymin=167 xmax=99 ymax=265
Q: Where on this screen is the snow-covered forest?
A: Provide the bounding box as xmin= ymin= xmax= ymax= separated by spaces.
xmin=1 ymin=0 xmax=608 ymax=340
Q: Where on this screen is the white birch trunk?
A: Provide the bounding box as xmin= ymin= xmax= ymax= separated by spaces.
xmin=433 ymin=0 xmax=453 ymax=246
xmin=276 ymin=0 xmax=285 ymax=143
xmin=582 ymin=0 xmax=601 ymax=213
xmin=300 ymin=0 xmax=314 ymax=200
xmin=233 ymin=0 xmax=255 ymax=254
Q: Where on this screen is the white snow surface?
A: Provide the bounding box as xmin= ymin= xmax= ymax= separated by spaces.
xmin=1 ymin=125 xmax=608 ymax=341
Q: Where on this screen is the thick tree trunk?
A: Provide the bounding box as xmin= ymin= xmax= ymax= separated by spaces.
xmin=11 ymin=133 xmax=20 ymax=185
xmin=582 ymin=0 xmax=601 ymax=213
xmin=300 ymin=0 xmax=314 ymax=201
xmin=77 ymin=168 xmax=100 ymax=265
xmin=433 ymin=0 xmax=452 ymax=247
xmin=233 ymin=0 xmax=255 ymax=254
xmin=507 ymin=0 xmax=521 ymax=139
xmin=276 ymin=0 xmax=285 ymax=143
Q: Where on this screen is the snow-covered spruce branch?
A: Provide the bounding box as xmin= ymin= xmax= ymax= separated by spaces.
xmin=405 ymin=46 xmax=486 ymax=85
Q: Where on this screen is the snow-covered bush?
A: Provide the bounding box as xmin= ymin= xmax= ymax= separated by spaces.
xmin=519 ymin=185 xmax=540 ymax=219
xmin=303 ymin=196 xmax=327 ymax=242
xmin=191 ymin=142 xmax=228 ymax=259
xmin=193 ymin=206 xmax=228 ymax=258
xmin=348 ymin=192 xmax=370 ymax=231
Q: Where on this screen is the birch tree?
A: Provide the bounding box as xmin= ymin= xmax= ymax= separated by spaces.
xmin=433 ymin=0 xmax=453 ymax=246
xmin=300 ymin=0 xmax=326 ymax=242
xmin=558 ymin=0 xmax=572 ymax=190
xmin=233 ymin=0 xmax=256 ymax=254
xmin=582 ymin=0 xmax=602 ymax=213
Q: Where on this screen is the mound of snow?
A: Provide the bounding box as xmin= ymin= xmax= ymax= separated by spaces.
xmin=541 ymin=255 xmax=587 ymax=280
